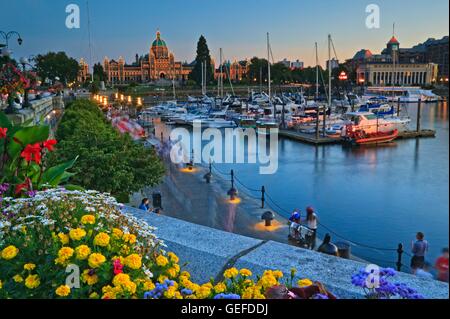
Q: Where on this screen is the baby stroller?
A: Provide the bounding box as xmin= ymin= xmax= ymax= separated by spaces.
xmin=288 ymin=222 xmax=315 ymax=249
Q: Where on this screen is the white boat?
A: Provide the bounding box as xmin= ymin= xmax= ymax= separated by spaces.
xmin=191 ymin=112 xmax=237 ymax=128
xmin=341 ymin=111 xmax=410 ymax=135
xmin=363 ymin=87 xmax=440 ymax=103
xmin=256 ymin=117 xmax=279 ymax=135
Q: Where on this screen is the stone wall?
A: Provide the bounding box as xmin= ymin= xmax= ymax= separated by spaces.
xmin=126 ymin=207 xmax=449 ymax=299
xmin=5 ymin=96 xmax=63 ymax=125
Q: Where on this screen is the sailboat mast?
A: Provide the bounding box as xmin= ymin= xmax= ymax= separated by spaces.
xmin=315 ymin=42 xmax=320 ymax=140
xmin=324 ymin=34 xmax=331 ymax=136
xmin=315 ymin=42 xmax=319 ymax=100
xmin=86 ymin=0 xmax=94 ymax=82
xmin=267 ymin=33 xmax=271 ymax=102
xmin=219 ymin=48 xmax=223 ymax=98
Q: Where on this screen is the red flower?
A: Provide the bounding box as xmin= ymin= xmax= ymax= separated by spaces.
xmin=113 ymin=259 xmax=123 ymax=275
xmin=43 ymin=139 xmax=57 ymax=152
xmin=0 ymin=127 xmax=7 ymax=139
xmin=20 ymin=143 xmax=42 ymax=164
xmin=15 ymin=178 xmax=32 ymax=195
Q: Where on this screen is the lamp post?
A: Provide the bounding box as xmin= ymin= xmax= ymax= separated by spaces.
xmin=0 ymin=31 xmax=23 ymax=56
xmin=19 ymin=57 xmax=34 ymax=108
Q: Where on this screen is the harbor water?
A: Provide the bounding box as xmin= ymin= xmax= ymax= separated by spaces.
xmin=152 ymin=101 xmax=449 ymax=270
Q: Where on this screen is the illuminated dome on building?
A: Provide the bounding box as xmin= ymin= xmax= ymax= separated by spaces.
xmin=102 ymin=30 xmax=193 ymax=83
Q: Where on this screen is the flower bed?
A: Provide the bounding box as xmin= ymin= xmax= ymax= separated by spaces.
xmin=0 ymin=189 xmax=331 ymax=299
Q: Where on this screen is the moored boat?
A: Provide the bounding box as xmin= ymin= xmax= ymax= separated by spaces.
xmin=343 ymin=125 xmax=399 ymax=145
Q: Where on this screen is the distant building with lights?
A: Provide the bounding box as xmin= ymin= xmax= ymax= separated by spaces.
xmin=102 ymin=30 xmax=193 ymax=84
xmin=350 ymin=35 xmax=440 ymax=86
xmin=215 ymin=60 xmax=249 ymax=82
xmin=77 ymin=58 xmax=90 ymax=83
xmin=279 ymin=58 xmax=304 ymax=70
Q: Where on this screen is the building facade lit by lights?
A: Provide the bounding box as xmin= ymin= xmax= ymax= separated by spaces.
xmin=353 ymin=35 xmax=439 ymax=86
xmin=77 ymin=58 xmax=90 ymax=83
xmin=102 ymin=30 xmax=193 ymax=84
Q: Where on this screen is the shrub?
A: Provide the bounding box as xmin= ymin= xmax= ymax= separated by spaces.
xmin=48 ymin=100 xmax=165 ymax=200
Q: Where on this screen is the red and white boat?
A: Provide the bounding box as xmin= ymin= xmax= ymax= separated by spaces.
xmin=343 ymin=125 xmax=399 ymax=145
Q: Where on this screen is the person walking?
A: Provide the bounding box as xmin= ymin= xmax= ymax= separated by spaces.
xmin=410 ymin=232 xmax=429 ymax=274
xmin=305 ymin=206 xmax=318 ymax=250
xmin=435 ymin=248 xmax=449 ymax=283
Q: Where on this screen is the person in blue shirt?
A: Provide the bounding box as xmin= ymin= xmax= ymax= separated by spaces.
xmin=139 ymin=198 xmax=151 ymax=211
xmin=411 ymin=232 xmax=429 ymax=274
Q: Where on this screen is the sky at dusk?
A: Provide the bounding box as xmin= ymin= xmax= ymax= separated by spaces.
xmin=1 ymin=0 xmax=448 ymax=69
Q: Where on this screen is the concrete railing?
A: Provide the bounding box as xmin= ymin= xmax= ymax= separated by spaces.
xmin=4 ymin=96 xmax=63 ymax=125
xmin=125 ymin=207 xmax=449 ymax=299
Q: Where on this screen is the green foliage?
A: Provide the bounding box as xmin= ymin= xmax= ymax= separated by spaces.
xmin=0 ymin=113 xmax=76 ymax=197
xmin=93 ymin=63 xmax=106 ymax=82
xmin=34 ymin=52 xmax=79 ymax=84
xmin=48 ymin=100 xmax=165 ymax=199
xmin=189 ymin=35 xmax=214 ymax=86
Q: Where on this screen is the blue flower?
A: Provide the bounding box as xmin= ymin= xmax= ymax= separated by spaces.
xmin=181 ymin=288 xmax=193 ymax=295
xmin=214 ymin=293 xmax=241 ymax=299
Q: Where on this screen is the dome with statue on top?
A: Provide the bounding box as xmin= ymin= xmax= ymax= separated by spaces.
xmin=152 ymin=31 xmax=167 ymax=48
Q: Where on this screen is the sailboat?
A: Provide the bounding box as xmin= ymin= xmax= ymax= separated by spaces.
xmin=256 ymin=33 xmax=279 ymax=135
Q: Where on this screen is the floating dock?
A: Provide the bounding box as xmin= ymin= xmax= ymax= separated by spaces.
xmin=279 ymin=129 xmax=436 ymax=145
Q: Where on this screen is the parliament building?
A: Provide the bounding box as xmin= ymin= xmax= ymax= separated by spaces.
xmin=102 ymin=31 xmax=193 ymax=84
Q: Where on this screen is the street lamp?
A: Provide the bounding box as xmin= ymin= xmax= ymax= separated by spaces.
xmin=0 ymin=31 xmax=23 ymax=56
xmin=19 ymin=57 xmax=35 ymax=108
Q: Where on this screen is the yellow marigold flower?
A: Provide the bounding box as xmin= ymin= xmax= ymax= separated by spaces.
xmin=0 ymin=279 xmax=2 ymax=289
xmin=223 ymin=267 xmax=239 ymax=279
xmin=24 ymin=263 xmax=36 ymax=271
xmin=112 ymin=273 xmax=136 ymax=294
xmin=57 ymin=233 xmax=69 ymax=245
xmin=89 ymin=292 xmax=100 ymax=299
xmin=180 ymin=271 xmax=191 ymax=279
xmin=167 ymin=252 xmax=179 ymax=263
xmin=158 ymin=275 xmax=168 ymax=284
xmin=239 ymin=269 xmax=252 ymax=277
xmin=174 ymin=291 xmax=183 ymax=299
xmin=93 ymin=232 xmax=110 ymax=247
xmin=88 ymin=253 xmax=106 ymax=268
xmin=69 ymin=228 xmax=86 ymax=241
xmin=75 ymin=245 xmax=91 ymax=260
xmin=156 ymin=255 xmax=169 ymax=267
xmin=272 ymin=270 xmax=284 ymax=279
xmin=112 ymin=273 xmax=131 ymax=287
xmin=55 ymin=285 xmax=71 ymax=297
xmin=259 ymin=274 xmax=278 ymax=289
xmin=81 ymin=214 xmax=96 ymax=225
xmin=21 ymin=226 xmax=27 ymax=234
xmin=112 ymin=228 xmax=123 ymax=239
xmin=24 ymin=274 xmax=40 ymax=289
xmin=122 ymin=233 xmax=136 ymax=244
xmin=164 ymin=285 xmax=177 ymax=299
xmin=297 ymin=278 xmax=313 ymax=288
xmin=214 ymin=282 xmax=226 ymax=294
xmin=13 ymin=274 xmax=24 ymax=283
xmin=102 ymin=285 xmax=118 ymax=299
xmin=143 ymin=281 xmax=155 ymax=291
xmin=1 ymin=245 xmax=19 ymax=260
xmin=125 ymin=254 xmax=142 ymax=270
xmin=58 ymin=247 xmax=74 ymax=260
xmin=82 ymin=270 xmax=99 ymax=286
xmin=196 ymin=285 xmax=212 ymax=299
xmin=166 ymin=267 xmax=178 ymax=278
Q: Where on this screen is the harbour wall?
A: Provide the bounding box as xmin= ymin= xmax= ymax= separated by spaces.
xmin=125 ymin=207 xmax=449 ymax=299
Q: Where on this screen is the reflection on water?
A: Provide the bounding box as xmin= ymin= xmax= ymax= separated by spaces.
xmin=154 ymin=101 xmax=448 ymax=266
